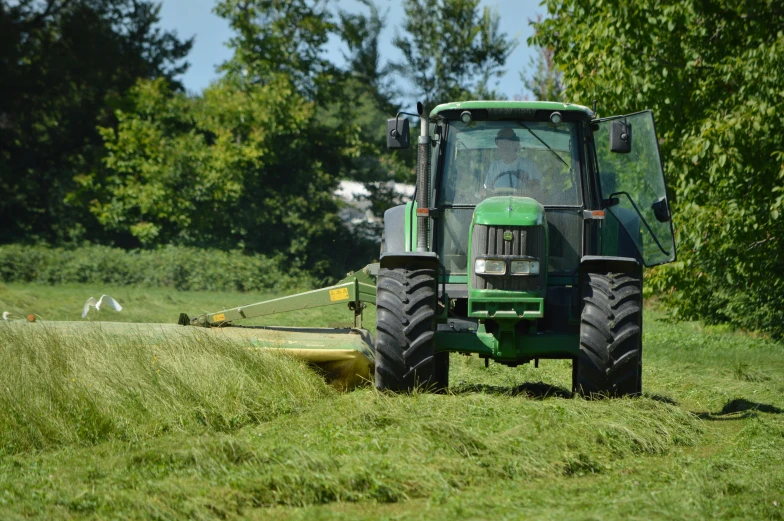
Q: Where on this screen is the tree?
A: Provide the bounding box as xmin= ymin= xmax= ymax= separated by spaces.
xmin=337 ymin=0 xmax=394 ymax=112
xmin=81 ymin=77 xmax=354 ymax=271
xmin=79 ymin=0 xmax=376 ymax=280
xmin=0 ymin=0 xmax=192 ymax=245
xmin=214 ymin=0 xmax=336 ymax=100
xmin=334 ymin=0 xmax=416 ymax=227
xmin=533 ymin=0 xmax=784 ymax=337
xmin=520 ymin=15 xmax=564 ymax=102
xmin=391 ymin=0 xmax=516 ymax=109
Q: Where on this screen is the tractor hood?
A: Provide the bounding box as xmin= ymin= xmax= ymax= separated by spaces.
xmin=472 ymin=196 xmax=545 ymax=227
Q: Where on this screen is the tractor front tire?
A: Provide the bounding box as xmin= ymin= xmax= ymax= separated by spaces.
xmin=574 ymin=271 xmax=643 ymax=397
xmin=375 ymin=263 xmax=438 ymax=392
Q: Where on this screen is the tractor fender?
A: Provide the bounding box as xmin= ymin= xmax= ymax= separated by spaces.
xmin=383 ymin=204 xmax=407 ymax=253
xmin=579 ymin=255 xmax=642 ymax=279
xmin=379 ymin=251 xmax=439 ymax=271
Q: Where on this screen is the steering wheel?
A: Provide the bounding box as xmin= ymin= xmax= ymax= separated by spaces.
xmin=488 ymin=169 xmax=540 ymax=194
xmin=489 ymin=169 xmax=525 ymax=191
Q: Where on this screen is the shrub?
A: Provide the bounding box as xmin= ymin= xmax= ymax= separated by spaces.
xmin=0 ymin=244 xmax=316 ymax=292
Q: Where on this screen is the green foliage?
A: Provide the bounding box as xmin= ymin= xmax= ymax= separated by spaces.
xmin=338 ymin=0 xmax=395 ymax=110
xmin=0 ymin=0 xmax=192 ymax=245
xmin=520 ymin=45 xmax=564 ymax=102
xmin=215 ymin=0 xmax=336 ymax=98
xmin=80 ymin=76 xmax=368 ymax=279
xmin=0 ymin=244 xmax=313 ymax=292
xmin=65 ymin=1 xmax=386 ymax=279
xmin=533 ymin=0 xmax=784 ymax=337
xmin=520 ymin=15 xmax=564 ymax=102
xmin=391 ymin=0 xmax=516 ymax=108
xmin=332 ymin=2 xmax=418 ymax=225
xmin=1 ymin=0 xmax=385 ymax=279
xmin=83 ymin=76 xmax=331 ymax=250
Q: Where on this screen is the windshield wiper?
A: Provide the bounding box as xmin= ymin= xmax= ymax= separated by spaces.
xmin=515 ymin=121 xmax=570 ymax=169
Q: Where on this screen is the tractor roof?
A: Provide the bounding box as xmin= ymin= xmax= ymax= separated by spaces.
xmin=430 ymin=100 xmax=594 ymax=119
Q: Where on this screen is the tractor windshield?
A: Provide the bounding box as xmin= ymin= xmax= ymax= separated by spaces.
xmin=438 ymin=120 xmax=581 ymax=207
xmin=436 ymin=120 xmax=583 ymax=277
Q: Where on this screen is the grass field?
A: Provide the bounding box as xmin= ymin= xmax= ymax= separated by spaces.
xmin=1 ymin=282 xmax=783 ymax=520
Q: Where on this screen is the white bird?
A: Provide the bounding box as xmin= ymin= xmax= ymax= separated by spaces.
xmin=82 ymin=295 xmax=123 ymax=319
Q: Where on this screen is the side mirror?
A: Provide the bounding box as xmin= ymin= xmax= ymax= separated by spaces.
xmin=609 ymin=120 xmax=632 ymax=153
xmin=387 ymin=117 xmax=410 ymax=149
xmin=651 ymin=197 xmax=671 ymax=222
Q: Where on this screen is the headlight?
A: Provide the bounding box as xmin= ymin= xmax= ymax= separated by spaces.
xmin=510 ymin=260 xmax=529 ymax=274
xmin=510 ymin=259 xmax=540 ymax=275
xmin=475 ymin=258 xmax=506 ymax=275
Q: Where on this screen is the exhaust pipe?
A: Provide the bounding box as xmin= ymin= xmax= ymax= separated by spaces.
xmin=416 ymin=102 xmax=430 ymax=253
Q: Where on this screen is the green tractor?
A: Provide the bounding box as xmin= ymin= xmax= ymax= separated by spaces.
xmin=176 ymin=100 xmax=675 ymax=397
xmin=376 ymin=101 xmax=676 ymax=396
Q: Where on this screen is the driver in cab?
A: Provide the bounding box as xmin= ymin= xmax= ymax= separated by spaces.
xmin=482 ymin=127 xmax=541 ymax=196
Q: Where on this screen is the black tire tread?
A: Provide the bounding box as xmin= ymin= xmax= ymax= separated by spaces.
xmin=574 ymin=271 xmax=643 ymax=397
xmin=375 ymin=265 xmax=440 ymax=391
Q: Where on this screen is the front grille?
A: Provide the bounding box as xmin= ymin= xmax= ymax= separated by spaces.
xmin=471 ymin=224 xmax=546 ymax=291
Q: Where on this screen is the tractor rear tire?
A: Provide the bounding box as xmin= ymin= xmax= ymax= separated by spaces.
xmin=573 ymin=271 xmax=643 ymax=397
xmin=375 ymin=263 xmax=438 ymax=392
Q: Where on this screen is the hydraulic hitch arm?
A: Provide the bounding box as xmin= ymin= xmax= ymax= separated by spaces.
xmin=180 ymin=264 xmax=378 ymax=329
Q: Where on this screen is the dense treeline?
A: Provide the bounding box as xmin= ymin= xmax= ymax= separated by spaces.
xmin=534 ymin=0 xmax=784 ymax=337
xmin=0 ymin=0 xmax=512 ymax=281
xmin=0 ymin=0 xmax=191 ymax=246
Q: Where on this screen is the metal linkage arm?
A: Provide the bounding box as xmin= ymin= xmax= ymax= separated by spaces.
xmin=184 ymin=264 xmax=378 ymax=328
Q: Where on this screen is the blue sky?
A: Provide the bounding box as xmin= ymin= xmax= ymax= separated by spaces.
xmin=158 ymin=0 xmax=543 ymax=100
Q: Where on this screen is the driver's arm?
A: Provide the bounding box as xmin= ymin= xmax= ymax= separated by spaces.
xmin=481 ymin=162 xmax=497 ymax=198
xmin=482 ymin=164 xmax=494 ymax=191
xmin=479 ymin=163 xmax=494 ymax=200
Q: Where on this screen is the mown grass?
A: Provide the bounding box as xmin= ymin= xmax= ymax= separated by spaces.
xmin=0 ymin=324 xmax=332 ymax=455
xmin=0 ymin=282 xmax=782 ymax=520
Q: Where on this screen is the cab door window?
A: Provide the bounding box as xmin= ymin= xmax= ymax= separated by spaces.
xmin=593 ymin=110 xmax=676 ymax=266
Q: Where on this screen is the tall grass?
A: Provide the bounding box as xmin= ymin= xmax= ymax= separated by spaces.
xmin=0 ymin=323 xmax=332 ymax=454
xmin=0 ymin=323 xmax=707 ymax=516
xmin=0 ymin=282 xmax=782 ymax=519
